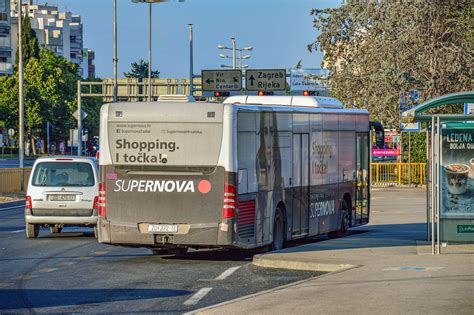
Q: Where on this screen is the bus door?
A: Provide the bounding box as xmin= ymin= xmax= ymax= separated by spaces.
xmin=355 ymin=133 xmax=370 ymax=225
xmin=292 ymin=133 xmax=310 ymax=236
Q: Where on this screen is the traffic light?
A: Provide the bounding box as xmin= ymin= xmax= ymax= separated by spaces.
xmin=214 ymin=91 xmax=230 ymax=97
xmin=303 ymin=90 xmax=319 ymax=96
xmin=257 ymin=91 xmax=274 ymax=96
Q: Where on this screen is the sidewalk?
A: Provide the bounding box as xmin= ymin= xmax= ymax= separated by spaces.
xmin=196 ymin=188 xmax=474 ymax=315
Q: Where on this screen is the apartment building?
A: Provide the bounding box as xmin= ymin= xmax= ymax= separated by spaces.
xmin=10 ymin=1 xmax=94 ymax=78
xmin=0 ymin=0 xmax=12 ymax=76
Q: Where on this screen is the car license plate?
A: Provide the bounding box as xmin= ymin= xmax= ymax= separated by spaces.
xmin=148 ymin=224 xmax=178 ymax=233
xmin=50 ymin=194 xmax=76 ymax=201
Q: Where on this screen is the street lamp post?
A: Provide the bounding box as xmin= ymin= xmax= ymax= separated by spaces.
xmin=113 ymin=0 xmax=118 ymax=102
xmin=189 ymin=24 xmax=193 ymax=96
xmin=218 ymin=39 xmax=252 ymax=70
xmin=18 ymin=0 xmax=25 ymax=190
xmin=132 ymin=0 xmax=184 ymax=101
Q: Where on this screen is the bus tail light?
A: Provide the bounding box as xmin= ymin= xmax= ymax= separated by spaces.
xmin=98 ymin=182 xmax=106 ymax=217
xmin=223 ymin=184 xmax=236 ymax=219
xmin=25 ymin=195 xmax=32 ymax=209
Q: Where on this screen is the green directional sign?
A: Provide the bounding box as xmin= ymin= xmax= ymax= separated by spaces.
xmin=201 ymin=70 xmax=242 ymax=92
xmin=457 ymin=225 xmax=474 ymax=233
xmin=245 ymin=69 xmax=286 ymax=91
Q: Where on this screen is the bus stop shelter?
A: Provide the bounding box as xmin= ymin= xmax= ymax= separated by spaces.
xmin=402 ymin=91 xmax=474 ymax=254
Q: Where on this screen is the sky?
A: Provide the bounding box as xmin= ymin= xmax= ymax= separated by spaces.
xmin=44 ymin=0 xmax=341 ymax=79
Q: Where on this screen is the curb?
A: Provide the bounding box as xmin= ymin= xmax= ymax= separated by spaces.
xmin=252 ymin=254 xmax=355 ymax=272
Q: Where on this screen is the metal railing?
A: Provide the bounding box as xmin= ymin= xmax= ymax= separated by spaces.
xmin=0 ymin=168 xmax=32 ymax=193
xmin=371 ymin=163 xmax=427 ymax=186
xmin=80 ymin=78 xmax=203 ymax=103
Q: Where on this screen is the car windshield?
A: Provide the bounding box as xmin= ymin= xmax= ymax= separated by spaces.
xmin=32 ymin=162 xmax=95 ymax=187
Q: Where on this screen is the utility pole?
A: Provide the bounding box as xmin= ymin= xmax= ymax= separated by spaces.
xmin=148 ymin=3 xmax=152 ymax=101
xmin=18 ymin=0 xmax=25 ymax=191
xmin=231 ymin=37 xmax=236 ymax=69
xmin=113 ymin=0 xmax=118 ymax=102
xmin=77 ymin=80 xmax=82 ymax=156
xmin=189 ymin=24 xmax=193 ymax=97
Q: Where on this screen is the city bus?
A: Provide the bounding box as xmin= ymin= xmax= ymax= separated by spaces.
xmin=97 ymin=95 xmax=371 ymax=254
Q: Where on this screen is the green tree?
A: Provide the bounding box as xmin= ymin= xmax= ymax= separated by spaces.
xmin=308 ymin=1 xmax=472 ymax=163
xmin=0 ymin=49 xmax=79 ymax=154
xmin=14 ymin=14 xmax=40 ymax=69
xmin=123 ymin=59 xmax=160 ymax=79
xmin=308 ymin=1 xmax=472 ymax=129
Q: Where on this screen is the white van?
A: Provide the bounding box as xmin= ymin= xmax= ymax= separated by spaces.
xmin=25 ymin=156 xmax=99 ymax=238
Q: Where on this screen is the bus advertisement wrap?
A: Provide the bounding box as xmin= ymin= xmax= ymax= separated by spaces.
xmin=441 ymin=125 xmax=474 ymax=217
xmin=108 ymin=122 xmax=222 ymax=166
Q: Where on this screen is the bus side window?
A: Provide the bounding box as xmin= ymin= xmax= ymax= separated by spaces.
xmin=238 ymin=169 xmax=248 ymax=194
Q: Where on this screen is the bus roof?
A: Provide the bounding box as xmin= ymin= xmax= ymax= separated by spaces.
xmin=223 ymin=95 xmax=344 ymax=109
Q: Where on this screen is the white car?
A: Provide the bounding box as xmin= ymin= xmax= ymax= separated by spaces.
xmin=25 ymin=156 xmax=99 ymax=238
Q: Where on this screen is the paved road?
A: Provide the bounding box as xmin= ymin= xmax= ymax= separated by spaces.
xmin=0 ymin=158 xmax=35 ymax=169
xmin=0 ymin=202 xmax=322 ymax=313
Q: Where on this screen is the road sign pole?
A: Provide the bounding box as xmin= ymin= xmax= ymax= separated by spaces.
xmin=189 ymin=24 xmax=193 ymax=96
xmin=408 ymin=131 xmax=411 ymax=187
xmin=46 ymin=121 xmax=50 ymax=155
xmin=18 ymin=0 xmax=25 ymax=191
xmin=77 ymin=80 xmax=82 ymax=156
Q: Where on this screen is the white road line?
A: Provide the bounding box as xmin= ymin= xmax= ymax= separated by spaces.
xmin=183 ymin=287 xmax=213 ymax=306
xmin=214 ymin=266 xmax=241 ymax=281
xmin=0 ymin=205 xmax=24 ymax=211
xmin=11 ymin=229 xmax=25 ymax=233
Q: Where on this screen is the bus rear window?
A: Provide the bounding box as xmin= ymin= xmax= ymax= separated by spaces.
xmin=32 ymin=162 xmax=95 ymax=187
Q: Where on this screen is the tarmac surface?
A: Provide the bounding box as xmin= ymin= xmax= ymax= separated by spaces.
xmin=193 ymin=187 xmax=474 ymax=315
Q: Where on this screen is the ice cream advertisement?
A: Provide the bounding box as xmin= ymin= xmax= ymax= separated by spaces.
xmin=441 ymin=125 xmax=474 ymax=217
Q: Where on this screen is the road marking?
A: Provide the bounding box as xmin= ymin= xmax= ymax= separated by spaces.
xmin=77 ymin=256 xmax=93 ymax=260
xmin=214 ymin=266 xmax=241 ymax=280
xmin=93 ymin=250 xmax=110 ymax=255
xmin=383 ymin=266 xmax=444 ymax=271
xmin=11 ymin=229 xmax=25 ymax=234
xmin=37 ymin=268 xmax=58 ymax=273
xmin=372 ymin=197 xmax=385 ymax=200
xmin=13 ymin=275 xmax=36 ymax=280
xmin=58 ymin=261 xmax=77 ymax=266
xmin=0 ymin=205 xmax=24 ymax=211
xmin=183 ymin=287 xmax=212 ymax=306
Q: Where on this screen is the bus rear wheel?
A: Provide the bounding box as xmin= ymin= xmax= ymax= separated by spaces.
xmin=150 ymin=247 xmax=188 ymax=256
xmin=329 ymin=200 xmax=350 ymax=239
xmin=271 ymin=209 xmax=285 ymax=251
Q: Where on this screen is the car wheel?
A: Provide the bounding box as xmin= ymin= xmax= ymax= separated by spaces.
xmin=50 ymin=226 xmax=62 ymax=233
xmin=271 ymin=209 xmax=285 ymax=251
xmin=26 ymin=223 xmax=39 ymax=239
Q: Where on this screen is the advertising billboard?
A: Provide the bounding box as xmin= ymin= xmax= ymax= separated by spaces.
xmin=440 ymin=123 xmax=474 ymax=218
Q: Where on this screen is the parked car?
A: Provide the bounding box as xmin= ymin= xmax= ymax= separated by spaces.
xmin=25 ymin=156 xmax=99 ymax=238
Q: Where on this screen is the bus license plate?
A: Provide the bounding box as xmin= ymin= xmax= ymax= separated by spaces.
xmin=148 ymin=224 xmax=178 ymax=233
xmin=50 ymin=194 xmax=75 ymax=201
